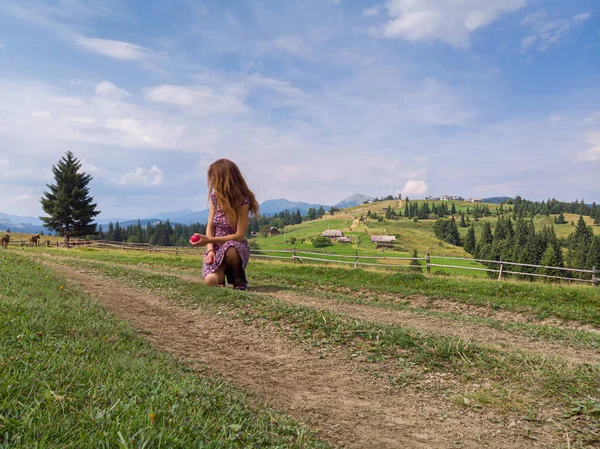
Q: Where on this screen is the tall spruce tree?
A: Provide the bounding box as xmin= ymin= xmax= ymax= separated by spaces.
xmin=40 ymin=151 xmax=100 ymax=240
xmin=464 ymin=224 xmax=476 ymax=254
xmin=481 ymin=221 xmax=493 ymax=246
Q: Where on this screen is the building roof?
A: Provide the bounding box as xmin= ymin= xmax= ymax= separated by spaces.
xmin=322 ymin=230 xmax=344 ymax=237
xmin=370 ymin=235 xmax=396 ymax=243
xmin=338 ymin=237 xmax=352 ymax=243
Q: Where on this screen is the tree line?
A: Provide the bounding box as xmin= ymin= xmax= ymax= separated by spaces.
xmin=434 ymin=215 xmax=600 ymax=276
xmin=510 ymin=196 xmax=600 ymax=221
xmin=97 ymin=220 xmax=207 ymax=247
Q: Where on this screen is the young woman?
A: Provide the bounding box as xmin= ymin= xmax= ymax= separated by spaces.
xmin=191 ymin=159 xmax=259 ymax=290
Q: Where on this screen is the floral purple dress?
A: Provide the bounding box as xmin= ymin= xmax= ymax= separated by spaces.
xmin=202 ymin=193 xmax=251 ymax=287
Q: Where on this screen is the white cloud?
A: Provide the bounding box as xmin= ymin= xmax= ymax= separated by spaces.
xmin=572 ymin=12 xmax=592 ymax=24
xmin=95 ymin=81 xmax=129 ymax=98
xmin=363 ymin=7 xmax=380 ymax=17
xmin=117 ymin=165 xmax=164 ymax=186
xmin=144 ymin=84 xmax=249 ymax=116
xmin=401 ymin=180 xmax=428 ymax=198
xmin=520 ymin=35 xmax=537 ymax=49
xmin=75 ymin=36 xmax=149 ymax=60
xmin=11 ymin=194 xmax=34 ymax=202
xmin=520 ymin=10 xmax=590 ymax=52
xmin=577 ymin=131 xmax=600 ymax=162
xmin=375 ymin=0 xmax=526 ymax=48
xmin=0 ymin=43 xmax=5 ymax=49
xmin=0 ymin=158 xmax=9 ymax=166
xmin=30 ymin=111 xmax=52 ymax=118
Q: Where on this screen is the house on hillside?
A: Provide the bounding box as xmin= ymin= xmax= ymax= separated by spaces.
xmin=370 ymin=235 xmax=396 ymax=243
xmin=370 ymin=235 xmax=396 ymax=249
xmin=338 ymin=237 xmax=352 ymax=244
xmin=470 ymin=198 xmax=483 ymax=203
xmin=269 ymin=227 xmax=281 ymax=236
xmin=322 ymin=230 xmax=344 ymax=240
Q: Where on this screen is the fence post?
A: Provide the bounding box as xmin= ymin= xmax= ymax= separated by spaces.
xmin=426 ymin=253 xmax=431 ymax=275
xmin=593 ymin=266 xmax=598 ymax=287
xmin=293 ymin=248 xmax=296 ymax=264
xmin=498 ymin=258 xmax=504 ymax=281
xmin=354 ymin=250 xmax=359 ymax=269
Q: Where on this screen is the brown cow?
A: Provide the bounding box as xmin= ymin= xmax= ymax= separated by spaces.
xmin=1 ymin=234 xmax=9 ymax=249
xmin=29 ymin=234 xmax=41 ymax=247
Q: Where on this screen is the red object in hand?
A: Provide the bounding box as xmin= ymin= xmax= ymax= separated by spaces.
xmin=190 ymin=235 xmax=200 ymax=244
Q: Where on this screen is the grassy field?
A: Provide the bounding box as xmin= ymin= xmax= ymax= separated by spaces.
xmin=0 ymin=251 xmax=327 ymax=448
xmin=250 ymin=200 xmax=600 ymax=282
xmin=10 ymin=245 xmax=600 ymax=446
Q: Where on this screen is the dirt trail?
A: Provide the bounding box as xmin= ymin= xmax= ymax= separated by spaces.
xmin=42 ymin=259 xmax=561 ymax=449
xmin=37 ymin=253 xmax=600 ymax=365
xmin=50 ymin=254 xmax=595 ymax=366
xmin=259 ymin=289 xmax=600 ymax=366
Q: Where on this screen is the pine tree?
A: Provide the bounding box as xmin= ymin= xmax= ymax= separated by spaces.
xmin=539 ymin=246 xmax=561 ymax=279
xmin=409 ymin=249 xmax=423 ymax=272
xmin=459 ymin=213 xmax=467 ymax=227
xmin=40 ymin=151 xmax=100 ymax=240
xmin=464 ymin=224 xmax=476 ymax=254
xmin=567 ymin=215 xmax=594 ymax=274
xmin=481 ymin=221 xmax=493 ymax=246
xmin=585 ymin=235 xmax=600 ymax=271
xmin=113 ymin=222 xmax=122 ymax=242
xmin=555 ymin=211 xmax=566 ymax=224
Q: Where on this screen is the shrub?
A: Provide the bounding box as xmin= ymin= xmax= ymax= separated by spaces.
xmin=312 ymin=236 xmax=333 ymax=248
xmin=289 ymin=236 xmax=297 ymax=245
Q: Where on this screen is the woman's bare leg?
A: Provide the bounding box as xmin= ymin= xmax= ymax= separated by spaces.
xmin=204 ymin=263 xmax=225 ymax=286
xmin=224 ymin=246 xmax=246 ymax=288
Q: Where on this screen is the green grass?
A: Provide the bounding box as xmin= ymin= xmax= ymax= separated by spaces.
xmin=21 ymin=247 xmax=600 ymax=351
xmin=0 ymin=251 xmax=328 ymax=449
xmin=45 ymin=257 xmax=600 ymax=413
xmin=19 ymin=246 xmax=600 ymax=325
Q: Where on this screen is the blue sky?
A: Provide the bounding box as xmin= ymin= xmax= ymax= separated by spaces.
xmin=0 ymin=0 xmax=598 ymax=219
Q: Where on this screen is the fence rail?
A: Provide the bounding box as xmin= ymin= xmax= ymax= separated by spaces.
xmin=15 ymin=239 xmax=597 ymax=286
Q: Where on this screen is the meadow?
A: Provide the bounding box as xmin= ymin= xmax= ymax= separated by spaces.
xmin=3 ymin=244 xmax=600 ymax=447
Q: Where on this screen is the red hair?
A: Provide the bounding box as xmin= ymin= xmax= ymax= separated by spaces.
xmin=208 ymin=159 xmax=259 ymax=224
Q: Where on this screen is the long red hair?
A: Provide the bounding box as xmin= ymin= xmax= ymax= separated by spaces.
xmin=208 ymin=159 xmax=259 ymax=224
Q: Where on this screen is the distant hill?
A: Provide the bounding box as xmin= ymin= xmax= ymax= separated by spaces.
xmin=143 ymin=209 xmax=210 ymax=225
xmin=335 ymin=193 xmax=374 ymax=209
xmin=259 ymin=199 xmax=330 ymax=216
xmin=0 ymin=218 xmax=48 ymax=234
xmin=0 ymin=212 xmax=43 ymax=226
xmin=483 ymin=197 xmax=512 ymax=204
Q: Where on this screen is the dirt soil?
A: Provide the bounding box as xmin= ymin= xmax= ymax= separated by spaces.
xmin=40 ymin=258 xmax=567 ymax=449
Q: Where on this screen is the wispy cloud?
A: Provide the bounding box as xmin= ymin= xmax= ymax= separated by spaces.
xmin=116 ymin=165 xmax=164 ymax=186
xmin=144 ymin=85 xmax=249 ymax=116
xmin=363 ymin=7 xmax=380 ymax=17
xmin=373 ymin=0 xmax=526 ymax=48
xmin=95 ymin=81 xmax=129 ymax=97
xmin=75 ymin=36 xmax=149 ymax=60
xmin=572 ymin=12 xmax=592 ymax=24
xmin=520 ymin=10 xmax=591 ymax=52
xmin=577 ymin=131 xmax=600 ymax=162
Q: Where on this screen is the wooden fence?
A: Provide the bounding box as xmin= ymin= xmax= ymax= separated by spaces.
xmin=25 ymin=239 xmax=598 ymax=286
xmin=249 ymin=249 xmax=598 ymax=286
